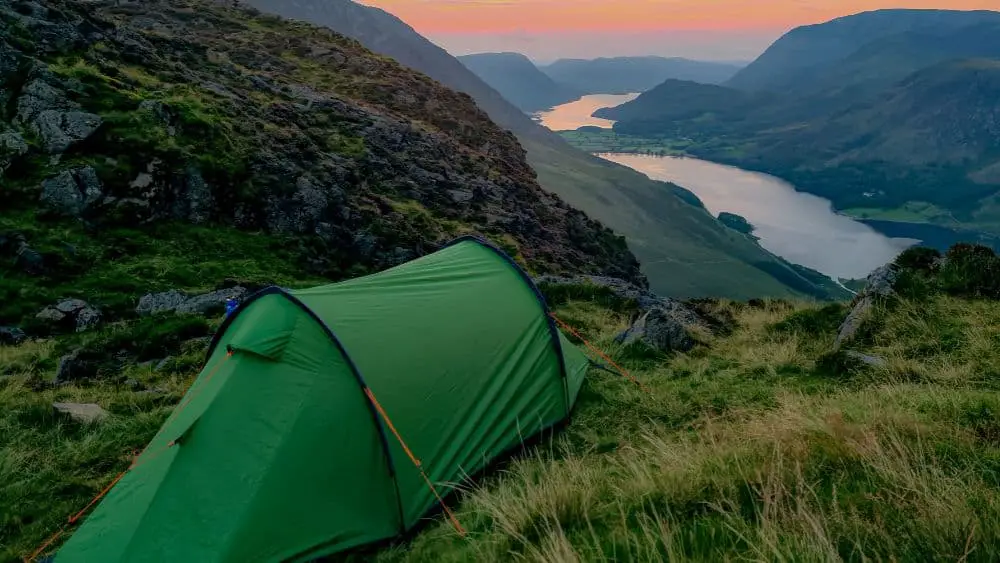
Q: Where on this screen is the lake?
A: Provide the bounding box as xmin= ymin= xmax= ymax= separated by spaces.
xmin=533 ymin=93 xmax=639 ymax=130
xmin=535 ymin=94 xmax=922 ymax=281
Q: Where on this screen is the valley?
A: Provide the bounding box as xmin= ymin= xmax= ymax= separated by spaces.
xmin=537 ymin=95 xmax=917 ymax=282
xmin=4 ymin=1 xmax=1000 ymax=562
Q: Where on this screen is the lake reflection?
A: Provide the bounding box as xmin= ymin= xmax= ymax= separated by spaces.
xmin=598 ymin=154 xmax=919 ymax=280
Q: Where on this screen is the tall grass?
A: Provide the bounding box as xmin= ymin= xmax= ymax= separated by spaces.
xmin=5 ymin=294 xmax=1000 ymax=561
xmin=373 ymin=297 xmax=1000 ymax=562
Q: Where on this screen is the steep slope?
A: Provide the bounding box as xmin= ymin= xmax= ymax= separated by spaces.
xmin=458 ymin=52 xmax=581 ymax=113
xmin=542 ymin=56 xmax=744 ymax=94
xmin=240 ymin=0 xmax=845 ymax=300
xmin=726 ymin=9 xmax=1000 ymax=93
xmin=0 ymin=0 xmax=647 ymax=329
xmin=750 ymin=59 xmax=1000 ymax=219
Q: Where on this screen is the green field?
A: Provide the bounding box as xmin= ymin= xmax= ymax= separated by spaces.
xmin=556 ymin=129 xmax=691 ymax=156
xmin=842 ymin=201 xmax=957 ymax=224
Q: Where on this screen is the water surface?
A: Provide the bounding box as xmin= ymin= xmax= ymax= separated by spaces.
xmin=599 ymin=154 xmax=919 ymax=280
xmin=533 ymin=93 xmax=639 ymax=131
xmin=536 ymin=94 xmax=921 ymax=280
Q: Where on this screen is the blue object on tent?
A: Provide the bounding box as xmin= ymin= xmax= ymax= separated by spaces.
xmin=224 ymin=298 xmax=239 ymax=318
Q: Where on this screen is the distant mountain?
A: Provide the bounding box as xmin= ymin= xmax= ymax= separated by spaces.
xmin=726 ymin=9 xmax=1000 ymax=93
xmin=608 ymin=56 xmax=1000 ymax=234
xmin=241 ymin=0 xmax=844 ymax=300
xmin=752 ymin=59 xmax=1000 ymax=215
xmin=541 ymin=56 xmax=745 ymax=94
xmin=458 ymin=52 xmax=581 ymax=113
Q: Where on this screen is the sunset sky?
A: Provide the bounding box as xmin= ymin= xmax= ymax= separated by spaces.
xmin=360 ymin=0 xmax=1000 ymax=61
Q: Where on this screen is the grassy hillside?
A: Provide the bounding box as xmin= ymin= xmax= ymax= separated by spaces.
xmin=457 ymin=52 xmax=581 ymax=113
xmin=522 ymin=139 xmax=849 ymax=300
xmin=7 ymin=244 xmax=1000 ymax=561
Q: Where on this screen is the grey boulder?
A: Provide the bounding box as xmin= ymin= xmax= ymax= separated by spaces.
xmin=835 ymin=263 xmax=899 ymax=350
xmin=36 ymin=299 xmax=102 ymax=332
xmin=137 ymin=287 xmax=247 ymax=316
xmin=40 ymin=166 xmax=103 ymax=216
xmin=615 ymin=301 xmax=706 ymax=354
xmin=53 ymin=402 xmax=107 ymax=424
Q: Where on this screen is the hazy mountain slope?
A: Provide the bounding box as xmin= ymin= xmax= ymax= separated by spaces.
xmin=240 ymin=0 xmax=843 ymax=300
xmin=542 ymin=56 xmax=744 ymax=94
xmin=726 ymin=9 xmax=1000 ymax=93
xmin=457 ymin=52 xmax=580 ymax=112
xmin=595 ymin=79 xmax=777 ymax=134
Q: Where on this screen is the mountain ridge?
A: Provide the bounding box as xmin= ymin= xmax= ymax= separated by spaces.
xmin=542 ymin=56 xmax=744 ymax=94
xmin=458 ymin=52 xmax=581 ymax=113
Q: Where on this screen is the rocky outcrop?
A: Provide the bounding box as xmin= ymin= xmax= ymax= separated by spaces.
xmin=834 ymin=263 xmax=898 ymax=350
xmin=0 ymin=231 xmax=45 ymax=275
xmin=0 ymin=129 xmax=28 ymax=178
xmin=40 ymin=166 xmax=104 ymax=216
xmin=0 ymin=0 xmax=645 ymax=286
xmin=15 ymin=76 xmax=102 ymax=154
xmin=136 ymin=287 xmax=247 ymax=316
xmin=55 ymin=349 xmax=91 ymax=381
xmin=36 ymin=299 xmax=102 ymax=332
xmin=615 ymin=301 xmax=707 ymax=354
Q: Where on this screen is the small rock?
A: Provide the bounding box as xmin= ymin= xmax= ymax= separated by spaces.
xmin=844 ymin=350 xmax=887 ymax=368
xmin=37 ymin=299 xmax=102 ymax=332
xmin=0 ymin=130 xmax=29 ymax=177
xmin=447 ymin=189 xmax=474 ymax=203
xmin=615 ymin=301 xmax=706 ymax=353
xmin=53 ymin=402 xmax=107 ymax=424
xmin=55 ymin=298 xmax=89 ymax=313
xmin=135 ymin=290 xmax=187 ymax=315
xmin=33 ymin=110 xmax=102 ymax=154
xmin=155 ymin=356 xmax=173 ymax=371
xmin=55 ymin=349 xmax=92 ymax=382
xmin=0 ymin=326 xmax=26 ymax=346
xmin=15 ymin=241 xmax=45 ymax=275
xmin=176 ymin=287 xmax=246 ymax=315
xmin=136 ymin=287 xmax=246 ymax=316
xmin=834 ymin=263 xmax=899 ymax=350
xmin=40 ymin=166 xmax=104 ymax=216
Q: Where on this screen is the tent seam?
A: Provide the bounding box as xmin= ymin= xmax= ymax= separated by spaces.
xmin=442 ymin=236 xmax=572 ymax=418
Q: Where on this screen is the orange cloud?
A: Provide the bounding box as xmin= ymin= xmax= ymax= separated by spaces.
xmin=361 ymin=0 xmax=1000 ymax=33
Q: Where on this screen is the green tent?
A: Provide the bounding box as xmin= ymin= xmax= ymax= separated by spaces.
xmin=55 ymin=237 xmax=590 ymax=562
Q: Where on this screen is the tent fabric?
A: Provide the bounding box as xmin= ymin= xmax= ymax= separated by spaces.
xmin=55 ymin=237 xmax=590 ymax=563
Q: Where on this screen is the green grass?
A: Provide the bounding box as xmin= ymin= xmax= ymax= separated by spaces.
xmin=841 ymin=201 xmax=957 ymax=224
xmin=5 ymin=287 xmax=1000 ymax=561
xmin=0 ymin=213 xmax=324 ymax=327
xmin=558 ymin=130 xmax=690 ymax=156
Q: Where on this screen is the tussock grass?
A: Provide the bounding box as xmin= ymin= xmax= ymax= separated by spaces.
xmin=374 ymin=296 xmax=1000 ymax=562
xmin=5 ymin=294 xmax=1000 ymax=561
